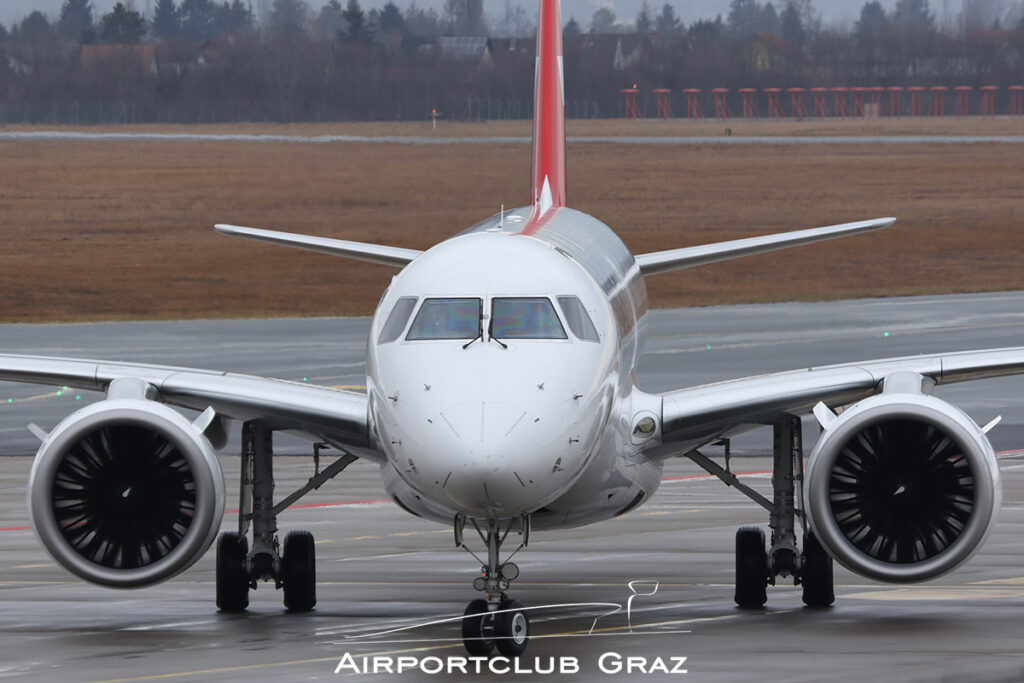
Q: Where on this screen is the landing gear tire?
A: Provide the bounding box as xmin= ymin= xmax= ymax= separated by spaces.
xmin=734 ymin=526 xmax=768 ymax=609
xmin=282 ymin=530 xmax=316 ymax=612
xmin=494 ymin=599 xmax=529 ymax=657
xmin=216 ymin=531 xmax=249 ymax=612
xmin=462 ymin=599 xmax=495 ymax=656
xmin=801 ymin=531 xmax=835 ymax=608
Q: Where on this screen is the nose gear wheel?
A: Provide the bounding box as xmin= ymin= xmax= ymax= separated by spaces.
xmin=456 ymin=515 xmax=531 ymax=656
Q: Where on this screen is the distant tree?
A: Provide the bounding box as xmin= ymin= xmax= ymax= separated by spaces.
xmin=99 ymin=2 xmax=145 ymax=43
xmin=377 ymin=1 xmax=405 ymax=34
xmin=655 ymin=4 xmax=681 ymax=34
xmin=590 ymin=7 xmax=616 ymax=33
xmin=761 ymin=2 xmax=780 ymax=34
xmin=894 ymin=0 xmax=934 ymax=30
xmin=269 ymin=0 xmax=309 ymax=33
xmin=689 ymin=16 xmax=724 ymax=38
xmin=341 ymin=0 xmax=374 ymax=43
xmin=404 ymin=2 xmax=439 ymax=35
xmin=564 ymin=15 xmax=581 ymax=35
xmin=636 ymin=1 xmax=652 ymax=34
xmin=444 ymin=0 xmax=486 ymax=35
xmin=16 ymin=10 xmax=56 ymax=46
xmin=494 ymin=0 xmax=531 ymax=37
xmin=780 ymin=2 xmax=805 ymax=46
xmin=151 ymin=0 xmax=181 ymax=39
xmin=0 ymin=22 xmax=8 ymax=40
xmin=856 ymin=1 xmax=887 ymax=39
xmin=315 ymin=0 xmax=344 ymax=39
xmin=57 ymin=0 xmax=94 ymax=43
xmin=214 ymin=0 xmax=252 ymax=34
xmin=179 ymin=0 xmax=217 ymax=41
xmin=728 ymin=0 xmax=762 ymax=39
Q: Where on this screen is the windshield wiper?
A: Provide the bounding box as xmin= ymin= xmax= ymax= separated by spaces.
xmin=487 ymin=321 xmax=508 ymax=349
xmin=462 ymin=331 xmax=482 ymax=349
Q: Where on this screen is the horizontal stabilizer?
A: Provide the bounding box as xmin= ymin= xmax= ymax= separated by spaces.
xmin=215 ymin=224 xmax=422 ymax=268
xmin=634 ymin=217 xmax=895 ymax=276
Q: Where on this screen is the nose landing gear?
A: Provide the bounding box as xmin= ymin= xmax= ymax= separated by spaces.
xmin=455 ymin=514 xmax=531 ymax=656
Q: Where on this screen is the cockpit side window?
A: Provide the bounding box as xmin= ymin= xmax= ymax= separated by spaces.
xmin=378 ymin=297 xmax=418 ymax=344
xmin=491 ymin=297 xmax=567 ymax=339
xmin=557 ymin=296 xmax=600 ymax=342
xmin=406 ymin=298 xmax=482 ymax=340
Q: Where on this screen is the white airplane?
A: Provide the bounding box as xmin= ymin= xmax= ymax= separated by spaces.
xmin=2 ymin=0 xmax=1023 ymax=658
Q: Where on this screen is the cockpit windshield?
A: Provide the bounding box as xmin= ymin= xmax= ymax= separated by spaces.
xmin=406 ymin=298 xmax=482 ymax=340
xmin=490 ymin=298 xmax=567 ymax=339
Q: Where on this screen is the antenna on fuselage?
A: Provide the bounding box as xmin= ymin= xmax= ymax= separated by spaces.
xmin=500 ymin=204 xmax=505 ymax=228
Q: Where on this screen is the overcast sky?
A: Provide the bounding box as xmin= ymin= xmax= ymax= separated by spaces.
xmin=0 ymin=0 xmax=973 ymax=34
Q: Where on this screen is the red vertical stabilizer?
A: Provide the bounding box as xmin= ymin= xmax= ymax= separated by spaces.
xmin=530 ymin=0 xmax=567 ymax=216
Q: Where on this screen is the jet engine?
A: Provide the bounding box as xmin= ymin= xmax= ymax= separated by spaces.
xmin=805 ymin=376 xmax=1000 ymax=584
xmin=28 ymin=387 xmax=225 ymax=588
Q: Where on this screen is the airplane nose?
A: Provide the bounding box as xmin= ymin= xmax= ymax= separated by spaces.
xmin=425 ymin=400 xmax=578 ymax=516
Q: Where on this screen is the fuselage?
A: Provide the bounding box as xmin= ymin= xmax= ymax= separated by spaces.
xmin=367 ymin=206 xmax=664 ymax=530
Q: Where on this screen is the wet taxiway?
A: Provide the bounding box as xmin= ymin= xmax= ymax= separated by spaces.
xmin=2 ymin=291 xmax=1024 ymax=681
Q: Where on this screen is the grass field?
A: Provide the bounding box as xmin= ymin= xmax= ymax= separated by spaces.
xmin=1 ymin=119 xmax=1022 ymax=323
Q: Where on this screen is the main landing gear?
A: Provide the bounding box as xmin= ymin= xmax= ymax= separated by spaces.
xmin=456 ymin=514 xmax=531 ymax=657
xmin=216 ymin=421 xmax=357 ymax=613
xmin=689 ymin=416 xmax=835 ymax=610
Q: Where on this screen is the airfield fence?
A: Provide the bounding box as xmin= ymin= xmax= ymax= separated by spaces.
xmin=2 ymin=87 xmax=1021 ymax=126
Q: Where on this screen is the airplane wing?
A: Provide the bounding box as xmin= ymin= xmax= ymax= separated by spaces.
xmin=0 ymin=354 xmax=374 ymax=454
xmin=634 ymin=217 xmax=895 ymax=276
xmin=649 ymin=346 xmax=1024 ymax=455
xmin=215 ymin=224 xmax=422 ymax=267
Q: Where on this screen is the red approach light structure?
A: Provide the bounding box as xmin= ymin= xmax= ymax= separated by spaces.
xmin=621 ymin=88 xmax=641 ymax=120
xmin=787 ymin=88 xmax=806 ymax=118
xmin=739 ymin=88 xmax=757 ymax=118
xmin=851 ymin=87 xmax=866 ymax=117
xmin=712 ymin=88 xmax=731 ymax=119
xmin=886 ymin=87 xmax=903 ymax=117
xmin=653 ymin=89 xmax=673 ymax=119
xmin=1010 ymin=86 xmax=1024 ymax=116
xmin=980 ymin=86 xmax=998 ymax=116
xmin=931 ymin=86 xmax=947 ymax=116
xmin=831 ymin=87 xmax=848 ymax=118
xmin=811 ymin=88 xmax=828 ymax=118
xmin=869 ymin=87 xmax=884 ymax=117
xmin=954 ymin=86 xmax=972 ymax=117
xmin=683 ymin=89 xmax=702 ymax=119
xmin=907 ymin=87 xmax=925 ymax=117
xmin=765 ymin=88 xmax=782 ymax=119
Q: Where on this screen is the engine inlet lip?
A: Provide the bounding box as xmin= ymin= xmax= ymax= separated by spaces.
xmin=28 ymin=400 xmax=224 ymax=588
xmin=805 ymin=396 xmax=1000 ymax=584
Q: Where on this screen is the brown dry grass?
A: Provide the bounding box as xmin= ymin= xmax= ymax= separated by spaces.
xmin=1 ymin=120 xmax=1022 ymax=322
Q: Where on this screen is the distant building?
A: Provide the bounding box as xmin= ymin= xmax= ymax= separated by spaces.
xmin=434 ymin=36 xmax=493 ymax=66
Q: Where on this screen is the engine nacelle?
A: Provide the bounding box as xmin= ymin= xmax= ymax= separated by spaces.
xmin=28 ymin=397 xmax=225 ymax=588
xmin=805 ymin=389 xmax=1000 ymax=583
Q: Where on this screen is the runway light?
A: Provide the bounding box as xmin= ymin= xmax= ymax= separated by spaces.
xmin=303 ymin=377 xmax=308 ymax=382
xmin=6 ymin=399 xmax=11 ymax=404
xmin=706 ymin=344 xmax=712 ymax=350
xmin=75 ymin=395 xmax=81 ymax=401
xmin=56 ymin=391 xmax=62 ymax=396
xmin=884 ymin=332 xmax=890 ymax=338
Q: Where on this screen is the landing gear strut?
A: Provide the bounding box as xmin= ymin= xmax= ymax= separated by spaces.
xmin=455 ymin=514 xmax=531 ymax=656
xmin=688 ymin=415 xmax=835 ymax=609
xmin=216 ymin=421 xmax=357 ymax=613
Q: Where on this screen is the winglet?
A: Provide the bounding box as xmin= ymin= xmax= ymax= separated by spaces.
xmin=530 ymin=0 xmax=567 ymax=214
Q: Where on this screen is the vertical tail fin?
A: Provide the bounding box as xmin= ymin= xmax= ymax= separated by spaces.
xmin=530 ymin=0 xmax=567 ymax=215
